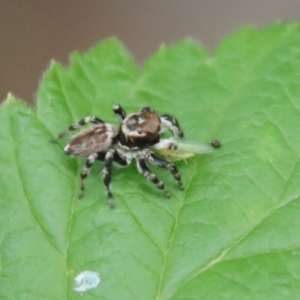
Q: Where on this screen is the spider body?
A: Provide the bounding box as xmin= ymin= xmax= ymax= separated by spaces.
xmin=118 ymin=107 xmax=161 ymax=148
xmin=51 ymin=104 xmax=184 ymax=208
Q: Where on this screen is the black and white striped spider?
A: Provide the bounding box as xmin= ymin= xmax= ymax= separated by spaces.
xmin=51 ymin=104 xmax=185 ymax=208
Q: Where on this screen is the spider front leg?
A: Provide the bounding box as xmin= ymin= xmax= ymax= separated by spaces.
xmin=160 ymin=114 xmax=185 ymax=139
xmin=50 ymin=116 xmax=104 ymax=142
xmin=147 ymin=152 xmax=183 ymax=190
xmin=112 ymin=104 xmax=127 ymax=121
xmin=136 ymin=158 xmax=170 ymax=198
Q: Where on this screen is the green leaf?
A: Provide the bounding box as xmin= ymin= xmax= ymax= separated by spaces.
xmin=1 ymin=24 xmax=300 ymax=299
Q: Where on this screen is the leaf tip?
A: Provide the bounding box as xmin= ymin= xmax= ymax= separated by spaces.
xmin=3 ymin=92 xmax=17 ymax=104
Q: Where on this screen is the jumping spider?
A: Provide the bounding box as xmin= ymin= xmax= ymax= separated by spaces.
xmin=51 ymin=104 xmax=185 ymax=208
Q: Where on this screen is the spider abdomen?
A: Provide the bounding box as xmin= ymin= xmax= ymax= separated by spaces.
xmin=64 ymin=124 xmax=116 ymax=157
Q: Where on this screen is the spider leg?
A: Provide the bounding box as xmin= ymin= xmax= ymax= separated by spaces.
xmin=112 ymin=104 xmax=127 ymax=121
xmin=50 ymin=116 xmax=104 ymax=142
xmin=97 ymin=151 xmax=128 ymax=166
xmin=160 ymin=114 xmax=185 ymax=139
xmin=112 ymin=151 xmax=129 ymax=166
xmin=136 ymin=158 xmax=170 ymax=198
xmin=102 ymin=149 xmax=116 ymax=208
xmin=147 ymin=152 xmax=183 ymax=189
xmin=78 ymin=153 xmax=98 ymax=199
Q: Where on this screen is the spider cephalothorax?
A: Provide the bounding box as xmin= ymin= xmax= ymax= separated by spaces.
xmin=51 ymin=104 xmax=185 ymax=208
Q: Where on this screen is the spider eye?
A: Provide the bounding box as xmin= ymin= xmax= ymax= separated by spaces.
xmin=138 ymin=129 xmax=143 ymax=134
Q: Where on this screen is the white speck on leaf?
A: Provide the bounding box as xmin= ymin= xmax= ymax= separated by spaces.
xmin=74 ymin=271 xmax=100 ymax=292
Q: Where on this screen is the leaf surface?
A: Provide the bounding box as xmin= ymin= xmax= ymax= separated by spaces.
xmin=1 ymin=24 xmax=300 ymax=299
